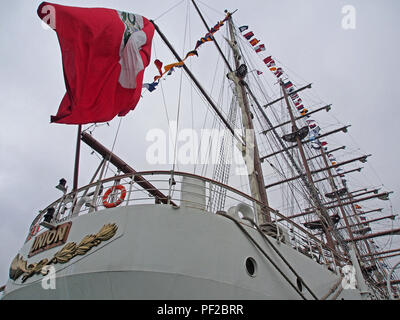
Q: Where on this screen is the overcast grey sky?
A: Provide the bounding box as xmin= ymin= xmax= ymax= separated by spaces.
xmin=1 ymin=0 xmax=400 ymax=288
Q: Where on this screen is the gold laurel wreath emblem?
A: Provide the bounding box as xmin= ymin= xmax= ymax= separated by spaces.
xmin=9 ymin=223 xmax=118 ymax=282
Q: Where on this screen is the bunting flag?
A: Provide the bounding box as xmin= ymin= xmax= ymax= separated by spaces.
xmin=184 ymin=50 xmax=198 ymax=59
xmin=311 ymin=126 xmax=321 ymax=134
xmin=355 ymin=204 xmax=362 ymax=209
xmin=195 ymin=34 xmax=214 ymax=49
xmin=243 ymin=31 xmax=254 ymax=40
xmin=195 ymin=17 xmax=227 ymax=50
xmin=294 ymin=98 xmax=302 ymax=106
xmin=208 ymin=23 xmax=222 ymax=34
xmin=265 ymin=62 xmax=275 ymax=69
xmin=239 ymin=25 xmax=248 ymax=32
xmin=274 ymin=68 xmax=283 ymax=77
xmin=153 ymin=57 xmax=189 ymax=82
xmin=263 ymin=56 xmax=272 ymax=64
xmin=245 ymin=28 xmax=322 ymax=128
xmin=154 ymin=59 xmax=163 ymax=81
xmin=256 ymin=70 xmax=263 ymax=75
xmin=238 ymin=23 xmax=328 ymax=141
xmin=231 ymin=21 xmax=346 ymax=161
xmin=164 ymin=61 xmax=185 ymax=73
xmin=284 ymin=81 xmax=295 ymax=94
xmin=206 ymin=19 xmax=226 ymax=37
xmin=38 ymin=2 xmax=155 ymax=124
xmin=291 ymin=93 xmax=300 ymax=100
xmin=284 ymin=81 xmax=293 ymax=90
xmin=250 ymin=38 xmax=260 ymax=46
xmin=255 ymin=44 xmax=266 ymax=53
xmin=142 ymin=82 xmax=159 ymax=92
xmin=148 ymin=13 xmax=229 ymax=89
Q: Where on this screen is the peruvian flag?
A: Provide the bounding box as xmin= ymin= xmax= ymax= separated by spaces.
xmin=37 ymin=2 xmax=155 ymax=124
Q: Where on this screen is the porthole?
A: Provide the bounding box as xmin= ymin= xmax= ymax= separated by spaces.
xmin=245 ymin=257 xmax=257 ymax=277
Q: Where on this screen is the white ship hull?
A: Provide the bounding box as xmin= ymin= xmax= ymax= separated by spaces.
xmin=3 ymin=204 xmax=363 ymax=300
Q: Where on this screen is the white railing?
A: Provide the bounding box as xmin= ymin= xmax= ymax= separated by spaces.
xmin=25 ymin=170 xmax=348 ymax=268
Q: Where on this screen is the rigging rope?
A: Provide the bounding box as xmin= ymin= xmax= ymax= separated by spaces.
xmin=154 ymin=0 xmax=185 ymax=21
xmin=152 ymin=41 xmax=171 ymax=124
xmin=104 ymin=117 xmax=123 ymax=179
xmin=168 ymin=0 xmax=190 ymax=202
xmin=232 ymin=18 xmax=351 ymax=254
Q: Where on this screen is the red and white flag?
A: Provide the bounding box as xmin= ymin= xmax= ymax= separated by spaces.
xmin=263 ymin=56 xmax=273 ymax=65
xmin=37 ymin=2 xmax=155 ymax=124
xmin=254 ymin=44 xmax=265 ymax=53
xmin=274 ymin=67 xmax=283 ymax=78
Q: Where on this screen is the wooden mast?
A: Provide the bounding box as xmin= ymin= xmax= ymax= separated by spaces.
xmin=189 ymin=2 xmax=271 ymax=224
xmin=72 ymin=124 xmax=82 ymax=191
xmin=280 ymin=80 xmax=338 ymax=252
xmin=319 ymin=146 xmax=358 ymax=262
xmin=225 ymin=12 xmax=271 ymax=224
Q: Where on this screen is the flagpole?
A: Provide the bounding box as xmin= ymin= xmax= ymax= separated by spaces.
xmin=73 ymin=124 xmax=82 ymax=192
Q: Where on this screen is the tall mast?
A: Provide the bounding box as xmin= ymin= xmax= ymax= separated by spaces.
xmin=189 ymin=3 xmax=271 ymax=224
xmin=280 ymin=81 xmax=339 ymax=253
xmin=320 ymin=147 xmax=356 ymax=246
xmin=73 ymin=124 xmax=82 ymax=191
xmin=225 ymin=13 xmax=271 ymax=224
xmin=346 ymin=191 xmax=383 ymax=280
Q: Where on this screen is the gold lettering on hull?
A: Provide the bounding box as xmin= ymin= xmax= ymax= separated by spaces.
xmin=29 ymin=222 xmax=72 ymax=257
xmin=9 ymin=223 xmax=118 ymax=282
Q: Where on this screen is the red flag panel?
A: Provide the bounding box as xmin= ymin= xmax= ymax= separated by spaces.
xmin=37 ymin=2 xmax=154 ymax=124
